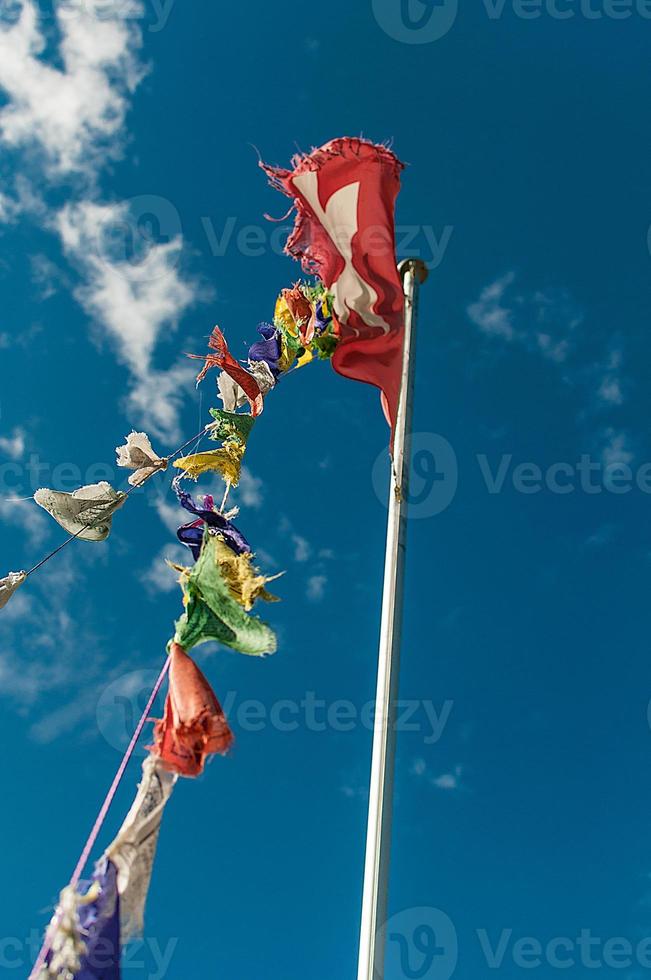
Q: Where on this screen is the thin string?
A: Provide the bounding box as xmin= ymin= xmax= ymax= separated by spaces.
xmin=28 ymin=653 xmax=172 ymax=980
xmin=23 ymin=424 xmax=211 ymax=580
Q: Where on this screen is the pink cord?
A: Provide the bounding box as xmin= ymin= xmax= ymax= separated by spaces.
xmin=29 ymin=654 xmax=172 ymax=979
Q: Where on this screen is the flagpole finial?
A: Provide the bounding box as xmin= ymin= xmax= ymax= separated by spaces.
xmin=398 ymin=257 xmax=429 ymax=285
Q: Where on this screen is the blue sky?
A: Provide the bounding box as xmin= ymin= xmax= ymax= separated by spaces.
xmin=1 ymin=1 xmax=651 ymax=978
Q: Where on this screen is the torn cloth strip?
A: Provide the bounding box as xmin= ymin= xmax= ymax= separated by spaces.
xmin=105 ymin=754 xmax=176 ymax=942
xmin=151 ymin=644 xmax=234 ymax=778
xmin=261 ymin=137 xmax=406 ymax=446
xmin=189 ymin=325 xmax=263 ymax=416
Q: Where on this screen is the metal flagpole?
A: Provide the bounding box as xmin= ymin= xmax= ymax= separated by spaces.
xmin=356 ymin=257 xmax=428 ymax=980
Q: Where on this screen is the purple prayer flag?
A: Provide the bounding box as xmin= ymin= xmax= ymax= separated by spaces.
xmin=174 ymin=483 xmax=252 ymax=558
xmin=76 ymin=860 xmax=121 ymax=979
xmin=248 ymin=323 xmax=282 ymax=377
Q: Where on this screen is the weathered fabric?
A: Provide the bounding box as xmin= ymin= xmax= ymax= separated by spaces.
xmin=0 ymin=570 xmax=26 ymax=610
xmin=75 ymin=861 xmax=121 ymax=980
xmin=208 ymin=409 xmax=255 ymax=446
xmin=217 ymin=370 xmax=247 ymax=413
xmin=189 ymin=325 xmax=263 ymax=416
xmin=262 ymin=138 xmax=406 ymax=446
xmin=282 ymin=284 xmax=315 ymax=343
xmin=248 ymin=323 xmax=283 ymax=377
xmin=34 ymin=483 xmax=127 ymax=542
xmin=151 ymin=644 xmax=233 ymax=778
xmin=213 ymin=538 xmax=281 ymax=611
xmin=116 ymin=432 xmax=168 ymax=487
xmin=246 ymin=358 xmax=276 ymax=396
xmin=173 ymin=443 xmax=245 ymax=486
xmin=174 ymin=534 xmax=277 ymax=656
xmin=106 ymin=755 xmax=176 ymax=941
xmin=174 ymin=484 xmax=251 ymax=558
xmin=40 ymin=862 xmax=120 ymax=980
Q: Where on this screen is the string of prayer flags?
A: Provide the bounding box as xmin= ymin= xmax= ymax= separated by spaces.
xmin=0 ymin=569 xmax=26 ymax=611
xmin=34 ymin=482 xmax=127 ymax=542
xmin=116 ymin=431 xmax=168 ymax=487
xmin=106 ymin=755 xmax=176 ymax=940
xmin=261 ymin=137 xmax=406 ymax=445
xmin=151 ymin=643 xmax=234 ymax=777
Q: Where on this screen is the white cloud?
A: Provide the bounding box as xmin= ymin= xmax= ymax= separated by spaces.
xmin=56 ymin=200 xmax=198 ymax=440
xmin=432 ymin=766 xmax=464 ymax=791
xmin=0 ymin=3 xmax=202 ymax=442
xmin=292 ymin=534 xmax=312 ymax=563
xmin=411 ymin=758 xmax=465 ymax=792
xmin=467 ymin=272 xmax=580 ymax=364
xmin=0 ymin=496 xmax=50 ymax=547
xmin=467 ymin=272 xmax=516 ymax=340
xmin=141 ymin=543 xmax=187 ymax=594
xmin=600 ymin=428 xmax=633 ymax=468
xmin=0 ymin=426 xmax=26 ymax=459
xmin=306 ymin=574 xmax=327 ymax=602
xmin=236 ymin=467 xmax=264 ymax=509
xmin=0 ymin=0 xmax=145 ymax=180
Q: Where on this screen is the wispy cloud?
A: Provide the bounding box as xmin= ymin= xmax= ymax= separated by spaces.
xmin=56 ymin=200 xmax=198 ymax=440
xmin=0 ymin=497 xmax=50 ymax=547
xmin=0 ymin=0 xmax=145 ymax=182
xmin=0 ymin=426 xmax=26 ymax=459
xmin=306 ymin=574 xmax=327 ymax=602
xmin=467 ymin=272 xmax=580 ymax=363
xmin=0 ymin=1 xmax=203 ymax=441
xmin=141 ymin=543 xmax=187 ymax=594
xmin=235 ymin=467 xmax=264 ymax=509
xmin=292 ymin=534 xmax=312 ymax=563
xmin=411 ymin=758 xmax=466 ymax=792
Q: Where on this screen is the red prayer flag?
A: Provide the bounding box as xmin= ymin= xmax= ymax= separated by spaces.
xmin=188 ymin=325 xmax=264 ymax=416
xmin=152 ymin=642 xmax=234 ymax=777
xmin=261 ymin=137 xmax=406 ymax=445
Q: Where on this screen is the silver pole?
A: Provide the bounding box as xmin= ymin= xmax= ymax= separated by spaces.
xmin=356 ymin=258 xmax=428 ymax=980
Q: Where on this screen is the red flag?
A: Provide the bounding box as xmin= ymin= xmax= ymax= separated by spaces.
xmin=188 ymin=325 xmax=264 ymax=416
xmin=261 ymin=137 xmax=406 ymax=446
xmin=152 ymin=642 xmax=234 ymax=777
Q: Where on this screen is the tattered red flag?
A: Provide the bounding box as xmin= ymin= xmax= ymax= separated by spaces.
xmin=152 ymin=642 xmax=234 ymax=777
xmin=188 ymin=325 xmax=264 ymax=416
xmin=261 ymin=137 xmax=406 ymax=446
